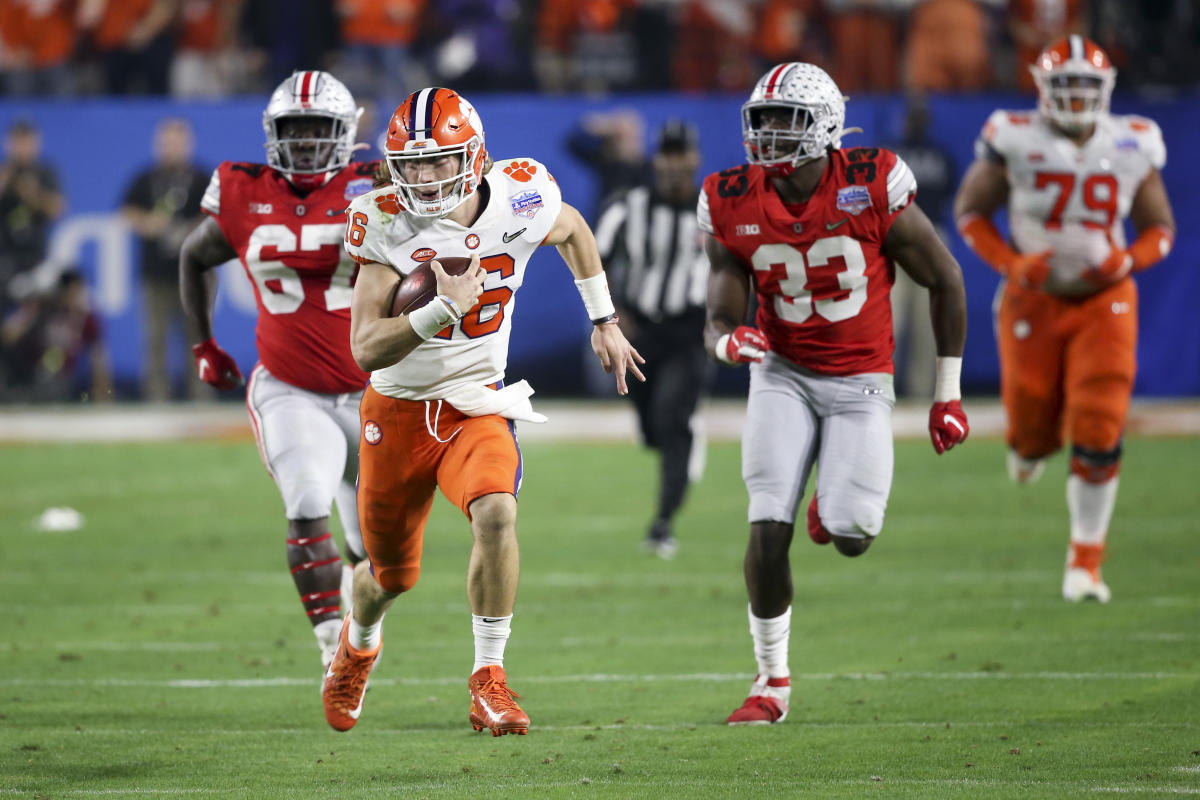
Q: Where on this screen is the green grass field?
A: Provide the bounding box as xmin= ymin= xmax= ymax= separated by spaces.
xmin=1 ymin=433 xmax=1197 ymax=798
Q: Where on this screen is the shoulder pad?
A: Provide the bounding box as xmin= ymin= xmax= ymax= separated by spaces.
xmin=493 ymin=157 xmax=562 ymax=242
xmin=976 ymin=110 xmax=1033 ymax=162
xmin=1118 ymin=115 xmax=1166 ymax=169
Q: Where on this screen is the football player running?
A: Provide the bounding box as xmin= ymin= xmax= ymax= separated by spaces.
xmin=321 ymin=87 xmax=643 ymax=735
xmin=954 ymin=36 xmax=1175 ymax=604
xmin=701 ymin=63 xmax=969 ymax=725
xmin=179 ymin=71 xmax=379 ymax=671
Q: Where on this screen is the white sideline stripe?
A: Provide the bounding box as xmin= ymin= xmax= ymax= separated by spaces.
xmin=3 ymin=670 xmax=1196 ymax=689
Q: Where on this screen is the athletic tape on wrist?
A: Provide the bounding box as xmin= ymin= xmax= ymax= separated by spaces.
xmin=574 ymin=273 xmax=616 ymax=322
xmin=934 ymin=356 xmax=962 ymax=403
xmin=714 ymin=333 xmax=735 ymax=365
xmin=408 ymin=295 xmax=460 ymax=340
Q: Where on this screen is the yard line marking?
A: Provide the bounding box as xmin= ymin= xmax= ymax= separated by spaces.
xmin=3 ymin=670 xmax=1196 ymax=689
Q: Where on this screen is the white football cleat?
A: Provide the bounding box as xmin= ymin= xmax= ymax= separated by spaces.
xmin=1007 ymin=450 xmax=1045 ymax=485
xmin=1062 ymin=566 xmax=1111 ymax=603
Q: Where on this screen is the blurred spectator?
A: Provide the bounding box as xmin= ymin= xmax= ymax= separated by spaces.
xmin=1010 ymin=0 xmax=1086 ymax=92
xmin=0 ymin=120 xmax=65 ymax=309
xmin=565 ymin=108 xmax=649 ymax=220
xmin=77 ymin=0 xmax=178 ymax=95
xmin=423 ymin=0 xmax=530 ymax=92
xmin=120 ymin=118 xmax=209 ymax=402
xmin=241 ymin=0 xmax=340 ymax=89
xmin=334 ymin=0 xmax=427 ymax=100
xmin=0 ymin=0 xmax=77 ymax=96
xmin=882 ymin=94 xmax=956 ymax=396
xmin=536 ymin=0 xmax=637 ymax=92
xmin=826 ymin=0 xmax=900 ymax=93
xmin=1094 ymin=0 xmax=1200 ymax=89
xmin=755 ymin=0 xmax=826 ymax=70
xmin=904 ymin=0 xmax=993 ymax=92
xmin=0 ymin=270 xmax=112 ymax=403
xmin=673 ymin=0 xmax=757 ymax=92
xmin=169 ymin=0 xmax=243 ymax=97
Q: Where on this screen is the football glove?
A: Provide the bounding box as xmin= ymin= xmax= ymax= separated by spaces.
xmin=928 ymin=399 xmax=969 ymax=455
xmin=1005 ymin=250 xmax=1052 ymax=290
xmin=716 ymin=326 xmax=770 ymax=365
xmin=192 ymin=338 xmax=243 ymax=390
xmin=1082 ymin=246 xmax=1133 ymax=287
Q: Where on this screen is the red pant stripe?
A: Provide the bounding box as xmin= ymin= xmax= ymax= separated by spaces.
xmin=290 ymin=556 xmax=342 ymax=574
xmin=301 ymin=589 xmax=341 ymax=603
xmin=286 ymin=532 xmax=333 ymax=546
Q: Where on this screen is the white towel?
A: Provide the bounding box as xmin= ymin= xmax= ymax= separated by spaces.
xmin=442 ymin=380 xmax=548 ymax=424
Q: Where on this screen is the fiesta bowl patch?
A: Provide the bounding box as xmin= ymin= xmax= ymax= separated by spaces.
xmin=345 ymin=178 xmax=373 ymax=200
xmin=836 ymin=186 xmax=871 ymax=215
xmin=510 ymin=190 xmax=544 ymax=220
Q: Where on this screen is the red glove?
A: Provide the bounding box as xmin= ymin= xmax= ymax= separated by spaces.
xmin=929 ymin=399 xmax=969 ymax=455
xmin=1005 ymin=250 xmax=1052 ymax=290
xmin=192 ymin=338 xmax=244 ymax=390
xmin=716 ymin=326 xmax=770 ymax=365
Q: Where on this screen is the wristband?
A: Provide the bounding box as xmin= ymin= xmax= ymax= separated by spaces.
xmin=408 ymin=294 xmax=460 ymax=340
xmin=574 ymin=273 xmax=616 ymax=322
xmin=592 ymin=313 xmax=620 ymax=326
xmin=934 ymin=356 xmax=962 ymax=403
xmin=714 ymin=333 xmax=734 ymax=366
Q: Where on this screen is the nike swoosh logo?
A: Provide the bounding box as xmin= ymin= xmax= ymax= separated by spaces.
xmin=825 ymin=218 xmax=849 ymax=231
xmin=943 ymin=415 xmax=965 ymax=435
xmin=502 ymin=228 xmax=526 ymax=243
xmin=198 ymin=357 xmax=211 ymax=379
xmin=478 ymin=696 xmax=506 ymax=724
xmin=481 ymin=617 xmax=505 ymax=623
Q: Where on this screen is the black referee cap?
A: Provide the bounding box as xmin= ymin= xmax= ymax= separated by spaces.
xmin=656 ymin=119 xmax=699 ymax=154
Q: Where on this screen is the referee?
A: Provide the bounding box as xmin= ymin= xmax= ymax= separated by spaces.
xmin=595 ymin=119 xmax=710 ymax=559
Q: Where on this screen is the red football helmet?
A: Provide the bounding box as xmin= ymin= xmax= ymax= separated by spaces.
xmin=1030 ymin=35 xmax=1115 ymax=134
xmin=385 ymin=87 xmax=487 ymax=217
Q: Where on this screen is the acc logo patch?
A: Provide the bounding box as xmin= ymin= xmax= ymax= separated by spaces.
xmin=412 ymin=247 xmax=436 ymax=262
xmin=510 ymin=190 xmax=543 ymax=220
xmin=363 ymin=420 xmax=382 ymax=445
xmin=836 ymin=186 xmax=871 ymax=216
xmin=465 ymin=233 xmax=480 ymax=249
xmin=345 ymin=178 xmax=373 ymax=200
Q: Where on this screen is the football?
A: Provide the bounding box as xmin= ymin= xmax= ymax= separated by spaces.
xmin=388 ymin=256 xmax=474 ymax=317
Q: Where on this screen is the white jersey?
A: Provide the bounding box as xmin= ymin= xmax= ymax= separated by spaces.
xmin=977 ymin=110 xmax=1166 ymax=282
xmin=345 ymin=158 xmax=563 ymax=400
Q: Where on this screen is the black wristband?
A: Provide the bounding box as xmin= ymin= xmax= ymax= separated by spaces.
xmin=591 ymin=313 xmax=620 ymax=326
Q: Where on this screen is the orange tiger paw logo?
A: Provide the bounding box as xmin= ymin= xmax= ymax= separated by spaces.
xmin=375 ymin=193 xmax=402 ymax=214
xmin=503 ymin=161 xmax=537 ymax=182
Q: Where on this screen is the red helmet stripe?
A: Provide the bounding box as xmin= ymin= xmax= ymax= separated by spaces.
xmin=298 ymin=70 xmax=314 ymax=108
xmin=764 ymin=63 xmax=790 ymax=98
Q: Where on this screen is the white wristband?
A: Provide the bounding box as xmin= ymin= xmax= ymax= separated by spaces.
xmin=714 ymin=333 xmax=735 ymax=365
xmin=574 ymin=273 xmax=616 ymax=322
xmin=408 ymin=295 xmax=460 ymax=340
xmin=934 ymin=356 xmax=962 ymax=402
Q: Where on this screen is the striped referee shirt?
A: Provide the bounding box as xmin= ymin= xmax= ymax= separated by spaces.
xmin=594 ymin=186 xmax=709 ymax=322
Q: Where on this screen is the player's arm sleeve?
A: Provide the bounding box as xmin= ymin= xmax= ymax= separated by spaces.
xmin=697 ymin=183 xmax=716 ymax=235
xmin=885 ymin=152 xmax=918 ymax=215
xmin=973 ymin=111 xmax=1011 ymax=165
xmin=200 ymin=165 xmax=222 ymax=216
xmin=343 ymin=194 xmax=393 ymax=265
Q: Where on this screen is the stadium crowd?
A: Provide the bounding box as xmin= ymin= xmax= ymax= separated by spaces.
xmin=1 ymin=1 xmax=1197 ymax=100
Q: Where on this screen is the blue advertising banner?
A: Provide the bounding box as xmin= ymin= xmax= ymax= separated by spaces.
xmin=1 ymin=91 xmax=1196 ymax=396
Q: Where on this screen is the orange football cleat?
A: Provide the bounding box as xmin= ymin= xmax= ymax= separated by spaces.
xmin=468 ymin=665 xmax=529 ymax=736
xmin=321 ymin=615 xmax=381 ymax=732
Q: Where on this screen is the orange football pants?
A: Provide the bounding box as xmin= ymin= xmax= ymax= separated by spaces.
xmin=357 ymin=385 xmax=522 ymax=594
xmin=996 ymin=278 xmax=1138 ymax=459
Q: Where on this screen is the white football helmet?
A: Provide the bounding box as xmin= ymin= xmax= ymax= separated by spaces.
xmin=742 ymin=63 xmax=857 ymax=175
xmin=263 ymin=70 xmax=361 ymax=186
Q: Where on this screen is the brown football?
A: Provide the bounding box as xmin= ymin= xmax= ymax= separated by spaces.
xmin=388 ymin=256 xmax=474 ymax=317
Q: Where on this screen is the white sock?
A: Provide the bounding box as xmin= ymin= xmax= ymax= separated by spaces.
xmin=748 ymin=604 xmax=791 ymax=682
xmin=347 ymin=614 xmax=382 ymax=652
xmin=313 ymin=618 xmax=340 ymax=652
xmin=472 ymin=614 xmax=513 ymax=672
xmin=1067 ymin=475 xmax=1118 ymax=545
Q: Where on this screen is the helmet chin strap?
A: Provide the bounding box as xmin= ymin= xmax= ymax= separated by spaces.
xmin=286 ymin=171 xmax=334 ymax=191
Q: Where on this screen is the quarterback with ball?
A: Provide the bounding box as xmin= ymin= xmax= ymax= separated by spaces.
xmin=321 ymin=86 xmax=643 ymax=736
xmin=955 ymin=36 xmax=1176 ymax=604
xmin=701 ymin=63 xmax=969 ymax=725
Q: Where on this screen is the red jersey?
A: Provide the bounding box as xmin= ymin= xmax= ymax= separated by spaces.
xmin=698 ymin=147 xmax=916 ymax=375
xmin=201 ymin=161 xmax=380 ymax=394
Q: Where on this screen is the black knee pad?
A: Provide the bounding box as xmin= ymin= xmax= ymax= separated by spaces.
xmin=833 ymin=535 xmax=872 ymax=558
